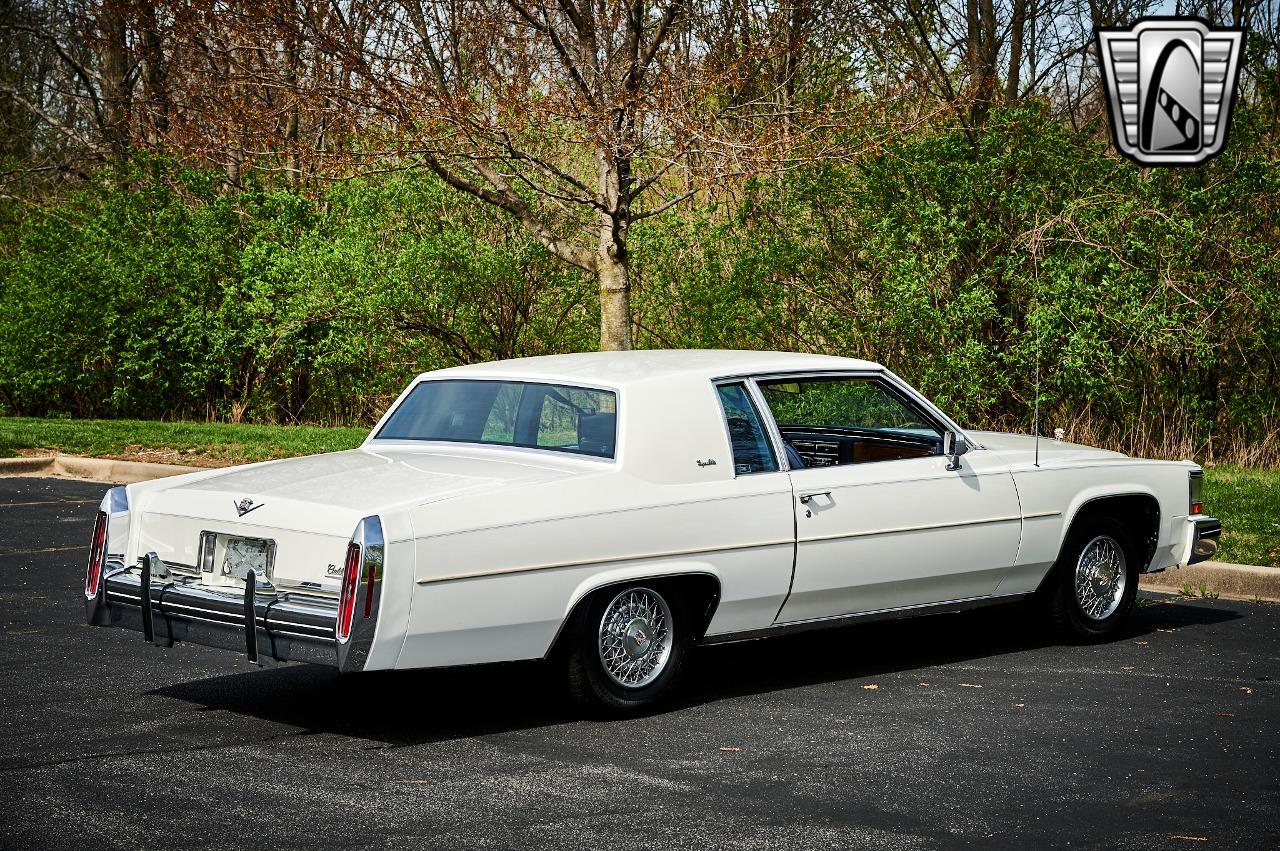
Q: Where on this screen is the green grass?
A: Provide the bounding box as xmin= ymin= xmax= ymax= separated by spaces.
xmin=1203 ymin=465 xmax=1280 ymax=568
xmin=1 ymin=417 xmax=1276 ymax=566
xmin=0 ymin=417 xmax=368 ymax=467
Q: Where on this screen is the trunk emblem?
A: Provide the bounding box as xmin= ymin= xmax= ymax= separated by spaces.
xmin=234 ymin=498 xmax=264 ymax=517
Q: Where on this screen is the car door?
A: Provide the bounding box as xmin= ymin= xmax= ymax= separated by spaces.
xmin=756 ymin=374 xmax=1022 ymax=623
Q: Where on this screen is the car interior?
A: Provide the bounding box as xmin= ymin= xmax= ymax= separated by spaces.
xmin=759 ymin=376 xmax=943 ymax=469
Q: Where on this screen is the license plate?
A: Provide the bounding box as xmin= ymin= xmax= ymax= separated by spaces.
xmin=217 ymin=534 xmax=275 ymax=580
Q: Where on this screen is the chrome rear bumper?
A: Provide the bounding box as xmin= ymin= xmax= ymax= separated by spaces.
xmin=1188 ymin=516 xmax=1222 ymax=565
xmin=88 ymin=557 xmax=341 ymax=667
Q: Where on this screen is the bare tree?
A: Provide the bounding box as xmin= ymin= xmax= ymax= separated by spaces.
xmin=283 ymin=0 xmax=813 ymax=351
xmin=847 ymin=0 xmax=1163 ymax=129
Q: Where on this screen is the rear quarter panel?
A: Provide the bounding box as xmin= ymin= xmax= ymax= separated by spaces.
xmin=392 ymin=469 xmax=796 ymax=669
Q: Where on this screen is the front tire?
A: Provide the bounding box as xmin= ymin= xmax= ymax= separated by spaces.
xmin=565 ymin=585 xmax=686 ymax=714
xmin=1045 ymin=517 xmax=1139 ymax=641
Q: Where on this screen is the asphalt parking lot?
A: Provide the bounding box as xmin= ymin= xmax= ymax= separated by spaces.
xmin=1 ymin=477 xmax=1277 ymax=850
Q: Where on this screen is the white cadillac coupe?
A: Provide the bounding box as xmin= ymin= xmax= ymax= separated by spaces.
xmin=85 ymin=351 xmax=1220 ymax=711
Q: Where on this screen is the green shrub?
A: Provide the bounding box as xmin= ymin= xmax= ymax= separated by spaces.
xmin=1 ymin=107 xmax=1276 ymax=466
xmin=632 ymin=104 xmax=1280 ymax=463
xmin=0 ymin=166 xmax=595 ymax=424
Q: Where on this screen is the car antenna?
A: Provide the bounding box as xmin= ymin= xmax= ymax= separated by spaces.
xmin=1033 ymin=345 xmax=1041 ymax=468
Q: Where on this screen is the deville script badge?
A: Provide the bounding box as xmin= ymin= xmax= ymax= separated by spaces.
xmin=1096 ymin=17 xmax=1246 ymax=166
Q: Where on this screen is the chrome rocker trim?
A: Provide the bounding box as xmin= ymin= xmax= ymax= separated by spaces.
xmin=1189 ymin=516 xmax=1222 ymax=565
xmin=701 ymin=592 xmax=1034 ymax=645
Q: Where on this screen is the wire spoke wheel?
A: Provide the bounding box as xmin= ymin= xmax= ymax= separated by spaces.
xmin=1074 ymin=535 xmax=1128 ymax=621
xmin=597 ymin=587 xmax=673 ymax=689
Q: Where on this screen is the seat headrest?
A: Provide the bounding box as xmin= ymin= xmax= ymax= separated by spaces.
xmin=577 ymin=412 xmax=616 ymax=455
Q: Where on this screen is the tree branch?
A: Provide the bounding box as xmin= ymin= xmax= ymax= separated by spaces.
xmin=631 ymin=187 xmax=698 ymax=222
xmin=421 ymin=151 xmax=596 ymax=272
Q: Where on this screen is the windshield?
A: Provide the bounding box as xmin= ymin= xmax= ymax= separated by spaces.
xmin=374 ymin=379 xmax=618 ymax=458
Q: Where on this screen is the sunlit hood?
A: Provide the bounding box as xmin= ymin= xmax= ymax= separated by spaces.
xmin=968 ymin=430 xmax=1126 ymax=464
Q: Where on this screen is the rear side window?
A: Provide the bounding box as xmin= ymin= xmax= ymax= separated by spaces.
xmin=717 ymin=383 xmax=779 ymax=475
xmin=376 ymin=380 xmax=617 ymax=458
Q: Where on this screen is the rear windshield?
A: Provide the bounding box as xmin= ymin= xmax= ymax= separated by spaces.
xmin=374 ymin=379 xmax=618 ymax=459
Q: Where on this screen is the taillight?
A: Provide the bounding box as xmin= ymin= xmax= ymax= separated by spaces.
xmin=337 ymin=541 xmax=361 ymax=642
xmin=1189 ymin=470 xmax=1204 ymax=515
xmin=85 ymin=511 xmax=108 ymax=598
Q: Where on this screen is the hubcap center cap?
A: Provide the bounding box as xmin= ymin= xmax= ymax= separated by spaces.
xmin=1094 ymin=561 xmax=1118 ymax=590
xmin=624 ymin=618 xmax=651 ymax=659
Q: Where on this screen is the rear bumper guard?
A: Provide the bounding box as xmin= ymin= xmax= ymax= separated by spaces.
xmin=88 ymin=555 xmax=345 ymax=668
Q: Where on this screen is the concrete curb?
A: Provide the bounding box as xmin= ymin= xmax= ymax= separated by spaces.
xmin=0 ymin=454 xmax=203 ymax=484
xmin=1141 ymin=562 xmax=1280 ymax=603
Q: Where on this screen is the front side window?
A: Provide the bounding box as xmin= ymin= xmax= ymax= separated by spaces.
xmin=376 ymin=380 xmax=617 ymax=458
xmin=717 ymin=383 xmax=779 ymax=475
xmin=758 ymin=377 xmax=940 ymax=466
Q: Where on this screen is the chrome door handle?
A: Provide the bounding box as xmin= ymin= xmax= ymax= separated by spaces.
xmin=798 ymin=490 xmax=832 ymax=504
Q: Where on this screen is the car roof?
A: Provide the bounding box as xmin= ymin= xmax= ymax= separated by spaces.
xmin=415 ymin=350 xmax=884 ymax=388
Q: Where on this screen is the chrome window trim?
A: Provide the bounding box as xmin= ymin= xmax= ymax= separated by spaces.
xmin=745 ymin=378 xmax=794 ymax=472
xmin=711 ymin=379 xmax=788 ymax=477
xmin=363 ymin=439 xmax=617 ymax=465
xmin=720 ymin=368 xmax=975 ymax=465
xmin=370 ymin=377 xmax=621 ymax=461
xmin=878 ymin=367 xmax=978 ymax=448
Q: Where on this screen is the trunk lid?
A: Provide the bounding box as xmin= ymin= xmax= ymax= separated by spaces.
xmin=129 ymin=447 xmax=584 ymax=592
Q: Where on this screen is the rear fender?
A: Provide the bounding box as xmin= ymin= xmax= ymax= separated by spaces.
xmin=547 ymin=562 xmax=723 ymax=657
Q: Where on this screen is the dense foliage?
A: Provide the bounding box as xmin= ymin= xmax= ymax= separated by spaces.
xmin=1 ymin=106 xmax=1277 ymax=463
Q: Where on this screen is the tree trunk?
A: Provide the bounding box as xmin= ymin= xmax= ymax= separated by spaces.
xmin=972 ymin=0 xmax=998 ymax=124
xmin=1006 ymin=0 xmax=1026 ymax=102
xmin=225 ymin=145 xmax=243 ymax=188
xmin=596 ymin=197 xmax=633 ymax=352
xmin=1027 ymin=0 xmax=1038 ymax=96
xmin=140 ymin=5 xmax=169 ymax=145
xmin=99 ymin=2 xmax=130 ymax=168
xmin=283 ymin=39 xmax=301 ymax=185
xmin=779 ymin=1 xmax=807 ymax=142
xmin=597 ymin=252 xmax=633 ymax=352
xmin=965 ymin=0 xmax=980 ymax=83
xmin=596 ymin=145 xmax=633 ymax=351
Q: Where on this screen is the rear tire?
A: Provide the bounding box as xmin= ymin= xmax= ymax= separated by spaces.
xmin=1044 ymin=516 xmax=1139 ymax=641
xmin=565 ymin=585 xmax=687 ymax=714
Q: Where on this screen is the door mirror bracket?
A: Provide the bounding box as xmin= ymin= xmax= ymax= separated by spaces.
xmin=943 ymin=430 xmax=970 ymax=470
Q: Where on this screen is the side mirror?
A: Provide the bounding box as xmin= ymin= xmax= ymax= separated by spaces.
xmin=943 ymin=430 xmax=970 ymax=470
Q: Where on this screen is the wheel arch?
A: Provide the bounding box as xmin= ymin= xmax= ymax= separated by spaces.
xmin=1050 ymin=489 xmax=1163 ymax=581
xmin=543 ymin=565 xmax=722 ymax=660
